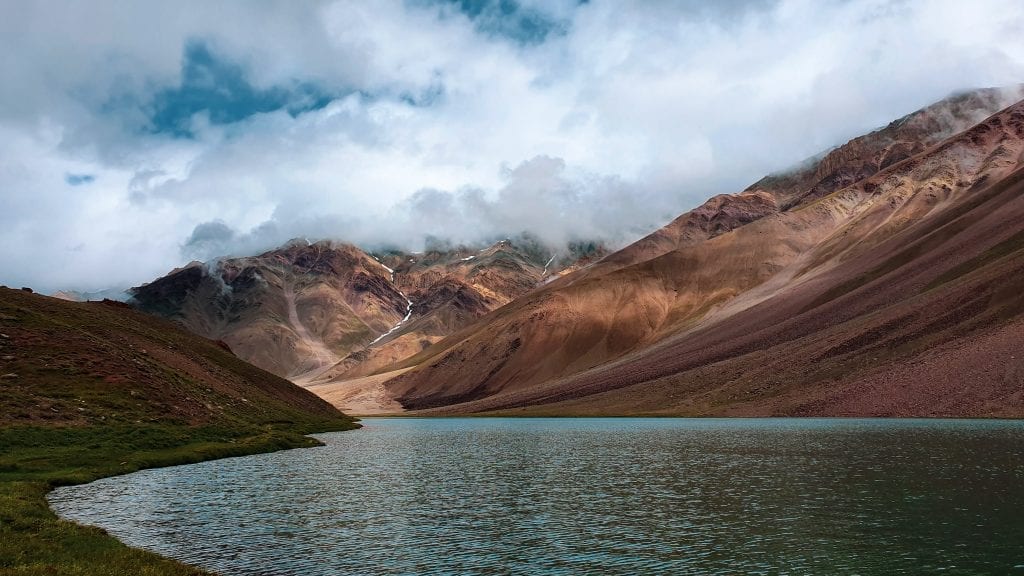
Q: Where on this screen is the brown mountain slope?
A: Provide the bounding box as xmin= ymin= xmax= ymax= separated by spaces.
xmin=556 ymin=86 xmax=1023 ymax=288
xmin=0 ymin=287 xmax=353 ymax=429
xmin=130 ymin=240 xmax=409 ymax=380
xmin=1 ymin=283 xmax=359 ymax=576
xmin=130 ymin=237 xmax=605 ymax=390
xmin=383 ymin=92 xmax=1024 ymax=417
xmin=306 ymin=239 xmax=607 ymax=382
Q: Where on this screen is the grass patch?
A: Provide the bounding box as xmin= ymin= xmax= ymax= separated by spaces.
xmin=0 ymin=420 xmax=358 ymax=576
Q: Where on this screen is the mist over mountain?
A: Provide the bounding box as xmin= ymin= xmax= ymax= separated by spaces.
xmin=179 ymin=155 xmax=670 ymax=262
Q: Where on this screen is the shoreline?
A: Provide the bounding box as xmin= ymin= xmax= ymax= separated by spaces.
xmin=42 ymin=416 xmax=1024 ymax=575
xmin=352 ymin=412 xmax=1024 ymax=420
xmin=3 ymin=419 xmax=360 ymax=575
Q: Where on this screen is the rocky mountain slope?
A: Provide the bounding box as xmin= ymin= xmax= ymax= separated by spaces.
xmin=130 ymin=241 xmax=406 ymax=380
xmin=129 ymin=237 xmax=605 ymax=388
xmin=562 ymin=87 xmax=1023 ymax=284
xmin=378 ymin=87 xmax=1024 ymax=417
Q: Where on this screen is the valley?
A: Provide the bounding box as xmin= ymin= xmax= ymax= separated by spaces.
xmin=6 ymin=3 xmax=1024 ymax=574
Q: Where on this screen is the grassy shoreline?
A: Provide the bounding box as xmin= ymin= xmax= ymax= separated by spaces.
xmin=0 ymin=288 xmax=362 ymax=574
xmin=1 ymin=419 xmax=359 ymax=576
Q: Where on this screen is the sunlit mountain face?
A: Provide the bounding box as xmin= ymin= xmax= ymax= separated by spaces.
xmin=374 ymin=89 xmax=1024 ymax=417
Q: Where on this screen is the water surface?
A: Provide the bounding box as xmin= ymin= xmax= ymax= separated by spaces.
xmin=49 ymin=418 xmax=1024 ymax=574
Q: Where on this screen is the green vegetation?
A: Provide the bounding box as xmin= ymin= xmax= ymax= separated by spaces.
xmin=0 ymin=288 xmax=359 ymax=574
xmin=0 ymin=422 xmax=356 ymax=575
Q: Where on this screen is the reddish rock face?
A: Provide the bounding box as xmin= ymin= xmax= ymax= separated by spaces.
xmin=384 ymin=88 xmax=1024 ymax=417
xmin=131 ymin=242 xmax=408 ymax=379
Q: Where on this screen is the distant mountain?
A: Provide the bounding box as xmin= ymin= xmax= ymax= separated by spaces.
xmin=130 ymin=241 xmax=408 ymax=381
xmin=128 ymin=237 xmax=606 ymax=394
xmin=380 ymin=87 xmax=1024 ymax=417
xmin=50 ymin=287 xmax=131 ymax=303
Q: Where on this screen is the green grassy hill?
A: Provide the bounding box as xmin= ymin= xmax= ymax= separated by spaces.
xmin=0 ymin=287 xmax=359 ymax=575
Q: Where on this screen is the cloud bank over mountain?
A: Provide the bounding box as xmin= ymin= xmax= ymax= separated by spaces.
xmin=2 ymin=0 xmax=1024 ymax=291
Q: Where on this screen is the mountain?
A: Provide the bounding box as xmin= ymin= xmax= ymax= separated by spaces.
xmin=50 ymin=287 xmax=131 ymax=303
xmin=128 ymin=237 xmax=606 ymax=390
xmin=0 ymin=287 xmax=354 ymax=430
xmin=379 ymin=87 xmax=1024 ymax=417
xmin=561 ymin=87 xmax=1024 ymax=283
xmin=129 ymin=241 xmax=409 ymax=381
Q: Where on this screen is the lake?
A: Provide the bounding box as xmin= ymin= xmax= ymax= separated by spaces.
xmin=49 ymin=418 xmax=1024 ymax=575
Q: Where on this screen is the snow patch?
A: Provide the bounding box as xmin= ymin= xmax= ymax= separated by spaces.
xmin=375 ymin=259 xmax=395 ymax=282
xmin=370 ymin=293 xmax=414 ymax=346
xmin=368 ymin=264 xmax=414 ymax=346
xmin=542 ymin=254 xmax=556 ymax=276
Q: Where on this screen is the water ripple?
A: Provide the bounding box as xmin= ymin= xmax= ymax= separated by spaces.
xmin=49 ymin=418 xmax=1024 ymax=575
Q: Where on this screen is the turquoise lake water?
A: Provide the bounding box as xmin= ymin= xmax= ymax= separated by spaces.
xmin=49 ymin=418 xmax=1024 ymax=574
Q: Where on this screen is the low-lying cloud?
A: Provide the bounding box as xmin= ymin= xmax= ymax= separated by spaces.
xmin=2 ymin=0 xmax=1024 ymax=292
xmin=181 ymin=155 xmax=681 ymax=261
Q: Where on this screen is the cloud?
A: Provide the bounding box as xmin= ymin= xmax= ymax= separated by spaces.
xmin=181 ymin=154 xmax=677 ymax=261
xmin=1 ymin=0 xmax=1024 ymax=292
xmin=182 ymin=220 xmax=237 ymax=259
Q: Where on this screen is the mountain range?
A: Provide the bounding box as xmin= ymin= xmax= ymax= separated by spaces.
xmin=127 ymin=237 xmax=606 ymax=401
xmin=125 ymin=86 xmax=1024 ymax=417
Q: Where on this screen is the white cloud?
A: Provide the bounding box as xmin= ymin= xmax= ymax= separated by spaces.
xmin=1 ymin=0 xmax=1024 ymax=292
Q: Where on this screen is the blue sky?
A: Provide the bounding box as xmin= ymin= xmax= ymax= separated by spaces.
xmin=145 ymin=42 xmax=336 ymax=137
xmin=1 ymin=0 xmax=1024 ymax=292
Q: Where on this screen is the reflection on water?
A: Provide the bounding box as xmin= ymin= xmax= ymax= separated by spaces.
xmin=49 ymin=418 xmax=1024 ymax=575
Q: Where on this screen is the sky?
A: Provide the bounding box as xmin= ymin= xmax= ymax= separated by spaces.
xmin=2 ymin=0 xmax=1024 ymax=293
